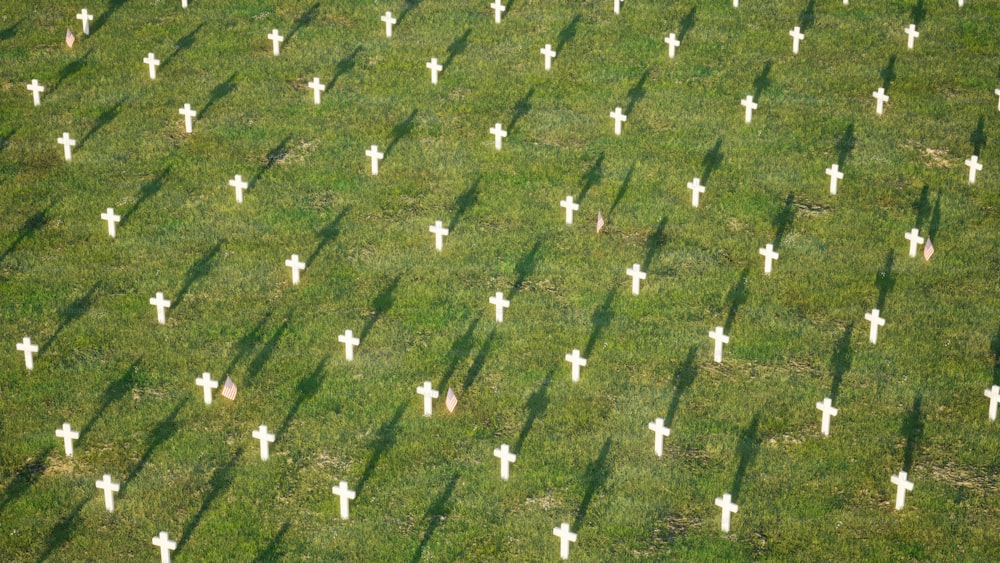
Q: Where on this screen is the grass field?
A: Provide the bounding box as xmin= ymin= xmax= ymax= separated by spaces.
xmin=1 ymin=0 xmax=999 ymax=560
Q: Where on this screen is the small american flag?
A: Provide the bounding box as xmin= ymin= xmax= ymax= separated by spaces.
xmin=65 ymin=28 xmax=75 ymax=48
xmin=923 ymin=238 xmax=934 ymax=261
xmin=445 ymin=387 xmax=457 ymax=412
xmin=221 ymin=376 xmax=237 ymax=400
xmin=596 ymin=211 xmax=605 ymax=233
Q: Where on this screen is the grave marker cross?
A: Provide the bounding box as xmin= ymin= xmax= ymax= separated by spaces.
xmin=715 ymin=493 xmax=739 ymax=532
xmin=489 ymin=292 xmax=510 ymax=322
xmin=381 ymin=11 xmax=396 ymax=37
xmin=789 ymin=26 xmax=804 ymax=54
xmin=101 ymin=207 xmax=120 ymax=237
xmin=308 ymin=77 xmax=325 ymax=105
xmin=610 ymin=106 xmax=627 ymax=135
xmin=229 ymin=174 xmax=248 ymax=203
xmin=965 ymin=155 xmax=982 ymax=184
xmin=55 ymin=422 xmax=80 ymax=456
xmin=688 ymin=177 xmax=705 ymax=207
xmin=179 ymin=103 xmax=197 ymax=133
xmin=77 ymin=9 xmax=93 ymax=35
xmin=648 ymin=417 xmax=671 ymax=456
xmin=865 ymin=308 xmax=885 ymax=344
xmin=417 ymin=381 xmax=439 ymax=416
xmin=741 ymin=95 xmax=757 ymax=123
xmin=96 ymin=474 xmax=120 ymax=512
xmin=759 ymin=243 xmax=779 ymax=275
xmin=143 ymin=53 xmax=160 ymax=79
xmin=490 ymin=123 xmax=507 ymax=149
xmin=873 ymin=87 xmax=889 ymax=115
xmin=904 ymin=228 xmax=925 ymax=258
xmin=331 ymin=480 xmax=356 ymax=519
xmin=904 ymin=24 xmax=920 ymax=50
xmin=17 ymin=336 xmax=38 ymax=370
xmin=58 ymin=132 xmax=76 ymax=161
xmin=152 ymin=531 xmax=177 ymax=563
xmin=429 ymin=221 xmax=449 ymax=251
xmin=540 ymin=44 xmax=557 ymax=70
xmin=338 ymin=329 xmax=360 ymax=361
xmin=252 ymin=424 xmax=275 ymax=461
xmin=491 ymin=1 xmax=506 ymax=23
xmin=268 ymin=29 xmax=284 ymax=55
xmin=826 ymin=164 xmax=844 ymax=195
xmin=150 ymin=292 xmax=171 ymax=325
xmin=816 ymin=397 xmax=838 ymax=436
xmin=560 ymin=195 xmax=579 ymax=224
xmin=366 ymin=145 xmax=384 ymax=175
xmin=493 ymin=443 xmax=517 ymax=481
xmin=664 ymin=33 xmax=680 ymax=58
xmin=890 ymin=471 xmax=914 ymax=510
xmin=565 ymin=349 xmax=587 ymax=382
xmin=626 ymin=263 xmax=646 ymax=295
xmin=195 ymin=372 xmax=218 ymax=404
xmin=984 ymin=385 xmax=1000 ymax=421
xmin=708 ymin=326 xmax=729 ymax=363
xmin=27 ymin=79 xmax=44 ymax=106
xmin=285 ymin=254 xmax=305 ymax=285
xmin=427 ymin=58 xmax=442 ymax=84
xmin=552 ymin=522 xmax=577 ymax=560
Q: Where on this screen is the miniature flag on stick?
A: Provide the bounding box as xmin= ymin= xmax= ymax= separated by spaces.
xmin=596 ymin=211 xmax=605 ymax=234
xmin=445 ymin=387 xmax=457 ymax=412
xmin=923 ymin=238 xmax=934 ymax=261
xmin=65 ymin=28 xmax=75 ymax=48
xmin=221 ymin=376 xmax=237 ymax=400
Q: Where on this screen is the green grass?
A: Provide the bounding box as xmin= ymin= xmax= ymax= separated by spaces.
xmin=1 ymin=0 xmax=999 ymax=560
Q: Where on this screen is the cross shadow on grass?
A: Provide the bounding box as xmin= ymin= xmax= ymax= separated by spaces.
xmin=396 ymin=0 xmax=424 ymax=28
xmin=449 ymin=176 xmax=480 ymax=231
xmin=509 ymin=239 xmax=542 ymax=301
xmin=573 ymin=437 xmax=612 ymax=531
xmin=911 ymin=0 xmax=926 ymax=26
xmin=608 ymin=162 xmax=636 ymax=218
xmin=251 ymin=135 xmax=292 ymax=189
xmin=515 ymin=372 xmax=553 ymax=453
xmin=664 ymin=346 xmax=698 ymax=427
xmin=161 ymin=24 xmax=203 ymax=72
xmin=971 ymin=116 xmax=986 ymax=157
xmin=361 ymin=275 xmax=401 ymax=341
xmin=122 ymin=166 xmax=170 ymax=227
xmin=702 ymin=138 xmax=724 ymax=185
xmin=356 ymin=401 xmax=407 ymax=495
xmin=771 ymin=193 xmax=796 ymax=250
xmin=91 ymin=0 xmax=126 ymax=36
xmin=584 ymin=288 xmax=616 ymax=358
xmin=52 ymin=49 xmax=93 ymax=94
xmin=200 ymin=73 xmax=237 ymax=120
xmin=991 ymin=326 xmax=1000 ymax=385
xmin=829 ymin=323 xmax=853 ymax=402
xmin=875 ymin=249 xmax=895 ymax=311
xmin=173 ymin=241 xmax=223 ymax=309
xmin=798 ymin=0 xmax=816 ymax=32
xmin=463 ymin=329 xmax=496 ymax=391
xmin=555 ymin=15 xmax=581 ymax=54
xmin=79 ymin=360 xmax=139 ymax=444
xmin=286 ymin=2 xmax=320 ymax=45
xmin=913 ymin=184 xmax=930 ymax=231
xmin=678 ymin=7 xmax=696 ymax=41
xmin=177 ymin=447 xmax=244 ymax=554
xmin=0 ymin=128 xmax=15 ymax=154
xmin=724 ymin=267 xmax=749 ymax=334
xmin=438 ymin=318 xmax=478 ymax=390
xmin=443 ymin=29 xmax=471 ymax=72
xmin=122 ymin=398 xmax=188 ymax=494
xmin=0 ymin=445 xmax=53 ymax=515
xmin=277 ymin=357 xmax=330 ymax=441
xmin=79 ymin=97 xmax=126 ymax=149
xmin=36 ymin=496 xmax=88 ymax=563
xmin=643 ymin=216 xmax=667 ymax=271
xmin=753 ymin=61 xmax=772 ymax=101
xmin=624 ymin=70 xmax=649 ymax=116
xmin=385 ymin=109 xmax=417 ymax=158
xmin=306 ymin=206 xmax=350 ymax=267
xmin=929 ymin=192 xmax=941 ymax=240
xmin=225 ymin=311 xmax=272 ymax=377
xmin=731 ymin=414 xmax=760 ymax=502
xmin=327 ymin=46 xmax=362 ymax=90
xmin=901 ymin=394 xmax=923 ymax=472
xmin=41 ymin=282 xmax=100 ymax=354
xmin=254 ymin=521 xmax=290 ymax=562
xmin=0 ymin=209 xmax=49 ymax=267
xmin=411 ymin=473 xmax=459 ymax=563
xmin=577 ymin=152 xmax=605 ymax=204
xmin=881 ymin=55 xmax=897 ymax=92
xmin=0 ymin=19 xmax=21 ymax=41
xmin=246 ymin=316 xmax=291 ymax=386
xmin=508 ymin=87 xmax=534 ymax=134
xmin=836 ymin=123 xmax=856 ymax=168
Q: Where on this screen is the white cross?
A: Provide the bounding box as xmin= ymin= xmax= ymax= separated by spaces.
xmin=688 ymin=177 xmax=706 ymax=207
xmin=708 ymin=326 xmax=729 ymax=363
xmin=789 ymin=26 xmax=804 ymax=54
xmin=366 ymin=145 xmax=384 ymax=175
xmin=957 ymin=0 xmax=964 ymax=6
xmin=826 ymin=164 xmax=844 ymax=195
xmin=540 ymin=44 xmax=557 ymax=71
xmin=427 ymin=58 xmax=442 ymax=84
xmin=77 ymin=8 xmax=93 ymax=35
xmin=252 ymin=424 xmax=275 ymax=461
xmin=55 ymin=422 xmax=80 ymax=456
xmin=816 ymin=397 xmax=838 ymax=436
xmin=493 ymin=443 xmax=517 ymax=481
xmin=179 ymin=103 xmax=196 ymax=133
xmin=307 ymin=77 xmax=325 ymax=105
xmin=890 ymin=471 xmax=914 ymax=510
xmin=759 ymin=243 xmax=779 ymax=275
xmin=872 ymin=87 xmax=889 ymax=115
xmin=101 ymin=207 xmax=121 ymax=237
xmin=609 ymin=106 xmax=627 ymax=135
xmin=984 ymin=385 xmax=1000 ymax=421
xmin=152 ymin=531 xmax=177 ymax=563
xmin=143 ymin=53 xmax=160 ymax=79
xmin=429 ymin=220 xmax=449 ymax=251
xmin=552 ymin=522 xmax=577 ymax=560
xmin=904 ymin=24 xmax=920 ymax=50
xmin=733 ymin=0 xmax=739 ymax=6
xmin=338 ymin=329 xmax=360 ymax=361
xmin=381 ymin=11 xmax=396 ymax=37
xmin=995 ymin=88 xmax=1000 ymax=111
xmin=58 ymin=132 xmax=76 ymax=161
xmin=664 ymin=33 xmax=680 ymax=58
xmin=560 ymin=196 xmax=579 ymax=224
xmin=490 ymin=0 xmax=506 ymax=23
xmin=647 ymin=417 xmax=671 ymax=457
xmin=150 ymin=292 xmax=171 ymax=324
xmin=489 ymin=292 xmax=510 ymax=322
xmin=715 ymin=493 xmax=739 ymax=532
xmin=564 ymin=349 xmax=587 ymax=382
xmin=965 ymin=155 xmax=983 ymax=184
xmin=417 ymin=381 xmax=439 ymax=416
xmin=182 ymin=0 xmax=188 ymax=8
xmin=490 ymin=123 xmax=507 ymax=150
xmin=268 ymin=29 xmax=284 ymax=56
xmin=331 ymin=480 xmax=356 ymax=519
xmin=195 ymin=372 xmax=218 ymax=404
xmin=229 ymin=174 xmax=248 ymax=203
xmin=17 ymin=336 xmax=39 ymax=370
xmin=626 ymin=263 xmax=646 ymax=295
xmin=904 ymin=228 xmax=925 ymax=258
xmin=285 ymin=254 xmax=305 ymax=285
xmin=613 ymin=0 xmax=622 ymax=14
xmin=864 ymin=308 xmax=885 ymax=344
xmin=27 ymin=79 xmax=44 ymax=106
xmin=741 ymin=95 xmax=757 ymax=123
xmin=96 ymin=474 xmax=120 ymax=512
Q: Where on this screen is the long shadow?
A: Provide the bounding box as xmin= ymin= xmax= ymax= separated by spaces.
xmin=555 ymin=14 xmax=581 ymax=54
xmin=577 ymin=152 xmax=605 ymax=204
xmin=608 ymin=162 xmax=636 ymax=217
xmin=177 ymin=448 xmax=244 ymax=553
xmin=0 ymin=128 xmax=15 ymax=154
xmin=41 ymin=282 xmax=100 ymax=354
xmin=448 ymin=176 xmax=480 ymax=231
xmin=306 ymin=206 xmax=350 ymax=267
xmin=836 ymin=123 xmax=856 ymax=168
xmin=731 ymin=414 xmax=760 ymax=501
xmin=462 ymin=329 xmax=495 ymax=391
xmin=173 ymin=241 xmax=223 ymax=309
xmin=678 ymin=7 xmax=696 ymax=41
xmin=200 ymin=72 xmax=237 ymax=120
xmin=0 ymin=446 xmax=54 ymax=515
xmin=624 ymin=69 xmax=649 ymax=116
xmin=514 ymin=373 xmax=552 ymax=453
xmin=385 ymin=109 xmax=417 ymax=157
xmin=79 ymin=97 xmax=126 ymax=148
xmin=724 ymin=267 xmax=750 ymax=333
xmin=52 ymin=49 xmax=93 ymax=93
xmin=251 ymin=135 xmax=292 ymax=189
xmin=79 ymin=360 xmax=140 ymax=443
xmin=411 ymin=473 xmax=459 ymax=563
xmin=122 ymin=398 xmax=188 ymax=493
xmin=584 ymin=288 xmax=616 ymax=357
xmin=396 ymin=0 xmax=424 ymax=27
xmin=277 ymin=357 xmax=329 ymax=441
xmin=881 ymin=55 xmax=897 ymax=92
xmin=929 ymin=193 xmax=941 ymax=241
xmin=0 ymin=19 xmax=21 ymax=41
xmin=0 ymin=210 xmax=48 ymax=267
xmin=573 ymin=437 xmax=612 ymax=531
xmin=664 ymin=346 xmax=698 ymax=427
xmin=286 ymin=2 xmax=320 ymax=45
xmin=701 ymin=138 xmax=724 ymax=185
xmin=438 ymin=318 xmax=478 ymax=390
xmin=121 ymin=166 xmax=171 ymax=226
xmin=971 ymin=116 xmax=986 ymax=157
xmin=875 ymin=249 xmax=895 ymax=311
xmin=90 ymin=0 xmax=127 ymax=36
xmin=254 ymin=521 xmax=291 ymax=562
xmin=509 ymin=240 xmax=542 ymax=301
xmin=246 ymin=317 xmax=291 ymax=385
xmin=911 ymin=0 xmax=926 ymax=26
xmin=901 ymin=394 xmax=923 ymax=472
xmin=35 ymin=497 xmax=87 ymax=562
xmin=798 ymin=0 xmax=816 ymax=32
xmin=753 ymin=60 xmax=772 ymax=101
xmin=356 ymin=402 xmax=407 ymax=495
xmin=771 ymin=192 xmax=796 ymax=250
xmin=913 ymin=184 xmax=930 ymax=231
xmin=161 ymin=24 xmax=203 ymax=71
xmin=327 ymin=45 xmax=362 ymax=90
xmin=442 ymin=29 xmax=471 ymax=71
xmin=508 ymin=87 xmax=534 ymax=134
xmin=643 ymin=216 xmax=667 ymax=271
xmin=829 ymin=323 xmax=853 ymax=402
xmin=225 ymin=311 xmax=273 ymax=377
xmin=361 ymin=275 xmax=401 ymax=341
xmin=992 ymin=325 xmax=1000 ymax=385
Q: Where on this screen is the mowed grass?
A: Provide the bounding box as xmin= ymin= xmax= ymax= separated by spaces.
xmin=1 ymin=0 xmax=999 ymax=560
